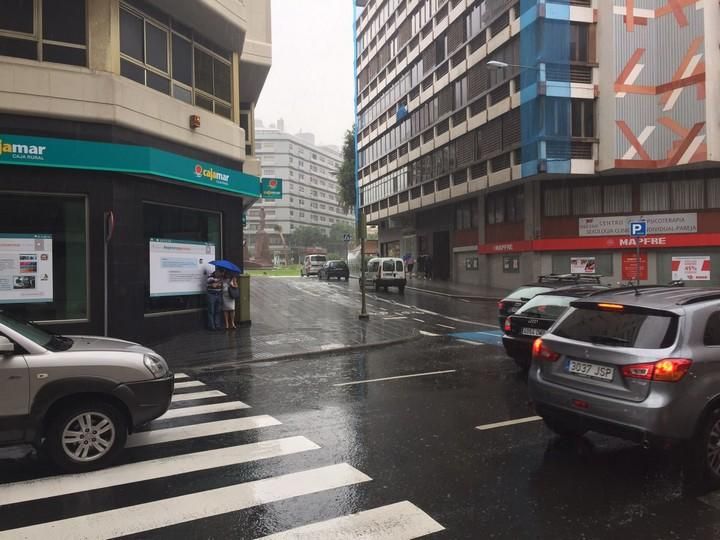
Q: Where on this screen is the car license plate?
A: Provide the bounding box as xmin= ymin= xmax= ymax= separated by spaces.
xmin=566 ymin=360 xmax=614 ymax=381
xmin=521 ymin=327 xmax=544 ymax=337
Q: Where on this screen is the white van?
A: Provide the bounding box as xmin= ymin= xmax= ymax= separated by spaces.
xmin=365 ymin=257 xmax=406 ymax=293
xmin=301 ymin=254 xmax=327 ymax=276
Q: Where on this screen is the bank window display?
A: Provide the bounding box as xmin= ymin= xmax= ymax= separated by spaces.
xmin=144 ymin=203 xmax=221 ymax=314
xmin=0 ymin=194 xmax=87 ymax=321
xmin=120 ymin=2 xmax=233 ymax=119
xmin=503 ymin=255 xmax=520 ymax=273
xmin=0 ymin=0 xmax=87 ymax=67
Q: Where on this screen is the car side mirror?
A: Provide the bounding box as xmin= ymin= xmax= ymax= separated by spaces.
xmin=0 ymin=336 xmax=15 ymax=355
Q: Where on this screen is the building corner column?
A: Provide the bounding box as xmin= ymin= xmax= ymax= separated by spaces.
xmin=88 ymin=0 xmax=121 ymax=74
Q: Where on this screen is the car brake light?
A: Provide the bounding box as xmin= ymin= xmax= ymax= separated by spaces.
xmin=504 ymin=317 xmax=512 ymax=332
xmin=597 ymin=303 xmax=624 ymax=311
xmin=622 ymin=358 xmax=692 ymax=382
xmin=532 ymin=338 xmax=560 ymax=362
xmin=497 ymin=301 xmax=505 ymax=310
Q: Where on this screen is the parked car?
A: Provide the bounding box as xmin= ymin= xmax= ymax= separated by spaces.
xmin=502 ymin=286 xmax=608 ymax=370
xmin=496 ymin=274 xmax=605 ymax=329
xmin=528 ymin=286 xmax=720 ymax=484
xmin=318 ymin=260 xmax=350 ymax=281
xmin=300 ymin=254 xmax=327 ymax=277
xmin=365 ymin=257 xmax=406 ymax=293
xmin=0 ymin=310 xmax=173 ymax=472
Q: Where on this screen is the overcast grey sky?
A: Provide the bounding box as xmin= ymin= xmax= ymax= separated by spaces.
xmin=254 ymin=0 xmax=356 ymax=148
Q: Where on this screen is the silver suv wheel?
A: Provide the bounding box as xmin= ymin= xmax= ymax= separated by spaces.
xmin=707 ymin=418 xmax=720 ymax=476
xmin=62 ymin=412 xmax=116 ymax=463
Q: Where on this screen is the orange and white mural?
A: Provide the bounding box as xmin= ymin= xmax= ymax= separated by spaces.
xmin=612 ymin=0 xmax=706 ymax=168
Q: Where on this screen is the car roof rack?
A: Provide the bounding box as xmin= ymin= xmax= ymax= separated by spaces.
xmin=537 ymin=273 xmax=603 ymax=284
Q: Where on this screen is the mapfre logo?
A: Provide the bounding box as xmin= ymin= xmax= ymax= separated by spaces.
xmin=194 ymin=164 xmax=229 ymax=185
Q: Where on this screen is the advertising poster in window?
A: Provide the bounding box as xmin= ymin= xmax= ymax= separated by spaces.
xmin=672 ymin=256 xmax=711 ymax=281
xmin=149 ymin=239 xmax=216 ymax=297
xmin=570 ymin=257 xmax=596 ymax=274
xmin=0 ymin=234 xmax=53 ymax=303
xmin=622 ymin=253 xmax=648 ymax=281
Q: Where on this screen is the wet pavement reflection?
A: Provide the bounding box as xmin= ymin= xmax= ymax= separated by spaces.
xmin=1 ymin=278 xmax=720 ymax=538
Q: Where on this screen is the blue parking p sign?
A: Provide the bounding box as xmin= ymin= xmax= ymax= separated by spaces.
xmin=630 ymin=220 xmax=647 ymax=237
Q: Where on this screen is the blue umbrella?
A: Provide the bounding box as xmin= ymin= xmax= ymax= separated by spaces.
xmin=209 ymin=259 xmax=241 ymax=274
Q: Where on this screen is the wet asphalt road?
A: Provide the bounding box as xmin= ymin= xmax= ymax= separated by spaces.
xmin=2 ymin=278 xmax=720 ymax=539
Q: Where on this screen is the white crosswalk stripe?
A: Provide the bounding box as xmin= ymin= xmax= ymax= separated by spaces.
xmin=0 ymin=464 xmax=372 ymax=540
xmin=171 ymin=389 xmax=226 ymax=402
xmin=126 ymin=416 xmax=281 ymax=448
xmin=174 ymin=380 xmax=206 ymax=389
xmin=157 ymin=400 xmax=251 ymax=420
xmin=259 ymin=501 xmax=445 ymax=539
xmin=0 ymin=437 xmax=319 ymax=506
xmin=0 ymin=380 xmax=444 ymax=539
xmin=173 ymin=373 xmax=190 ymax=380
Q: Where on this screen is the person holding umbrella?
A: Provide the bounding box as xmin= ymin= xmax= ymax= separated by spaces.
xmin=209 ymin=260 xmax=241 ymax=330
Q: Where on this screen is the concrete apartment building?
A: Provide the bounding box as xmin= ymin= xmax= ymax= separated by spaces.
xmin=247 ymin=126 xmax=353 ymax=258
xmin=0 ymin=0 xmax=271 ymax=341
xmin=356 ymin=0 xmax=720 ymax=288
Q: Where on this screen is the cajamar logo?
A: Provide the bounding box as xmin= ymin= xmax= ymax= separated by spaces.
xmin=194 ymin=163 xmax=229 ymax=185
xmin=0 ymin=138 xmax=47 ymax=161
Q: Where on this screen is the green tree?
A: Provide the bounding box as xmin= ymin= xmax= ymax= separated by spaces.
xmin=288 ymin=226 xmax=327 ymax=250
xmin=336 ymin=126 xmax=356 ymax=214
xmin=328 ymin=222 xmax=355 ymax=242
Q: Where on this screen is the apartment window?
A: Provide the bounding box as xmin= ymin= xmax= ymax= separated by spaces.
xmin=0 ymin=0 xmax=87 ymax=66
xmin=572 ymin=185 xmax=601 ymax=215
xmin=120 ymin=2 xmax=232 ymax=118
xmin=571 ymin=100 xmax=594 ymax=138
xmin=569 ymin=23 xmax=589 ymax=62
xmin=455 ymin=200 xmax=478 ymax=230
xmin=640 ymin=182 xmax=670 ymax=212
xmin=672 ymin=180 xmax=704 ymax=210
xmin=603 ymin=183 xmax=632 ymax=213
xmin=544 ymin=187 xmax=571 ymax=217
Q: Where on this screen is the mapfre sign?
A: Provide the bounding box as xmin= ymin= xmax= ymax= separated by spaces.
xmin=579 ymin=213 xmax=697 ymax=237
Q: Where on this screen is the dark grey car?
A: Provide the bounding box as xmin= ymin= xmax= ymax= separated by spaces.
xmin=529 ymin=286 xmax=720 ymax=484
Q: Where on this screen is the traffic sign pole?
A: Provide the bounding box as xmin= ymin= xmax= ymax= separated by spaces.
xmin=629 ymin=220 xmax=648 ymax=288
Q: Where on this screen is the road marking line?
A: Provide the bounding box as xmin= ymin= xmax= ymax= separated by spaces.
xmin=171 ymin=390 xmax=226 ymax=403
xmin=436 ymin=324 xmax=455 ymax=329
xmin=334 ymin=369 xmax=457 ymax=387
xmin=460 ymin=299 xmax=470 ymax=303
xmin=419 ymin=330 xmax=440 ymax=337
xmin=174 ymin=380 xmax=205 ymax=389
xmin=259 ymin=500 xmax=444 ymax=539
xmin=475 ymin=416 xmax=542 ymax=431
xmin=126 ymin=416 xmax=281 ymax=448
xmin=0 ymin=437 xmax=319 ymax=506
xmin=412 ymin=318 xmax=425 ymax=323
xmin=174 ymin=373 xmax=189 ymax=380
xmin=0 ymin=464 xmax=371 ymax=540
xmin=457 ymin=339 xmax=484 ymax=346
xmin=383 ymin=316 xmax=407 ymax=320
xmin=157 ymin=401 xmax=251 ymax=420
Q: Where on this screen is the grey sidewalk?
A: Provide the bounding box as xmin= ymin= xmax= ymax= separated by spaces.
xmin=153 ymin=277 xmax=419 ymax=370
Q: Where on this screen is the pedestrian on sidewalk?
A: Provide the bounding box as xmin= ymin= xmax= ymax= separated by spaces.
xmin=222 ymin=274 xmax=238 ymax=330
xmin=206 ymin=269 xmax=224 ymax=330
xmin=425 ymin=255 xmax=433 ymax=280
xmin=406 ymin=254 xmax=415 ymax=278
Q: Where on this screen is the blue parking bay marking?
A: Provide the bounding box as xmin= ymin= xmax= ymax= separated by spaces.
xmin=450 ymin=330 xmax=503 ymax=347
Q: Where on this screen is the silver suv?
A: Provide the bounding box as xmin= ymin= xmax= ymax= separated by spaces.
xmin=0 ymin=311 xmax=173 ymax=472
xmin=529 ymin=286 xmax=720 ymax=483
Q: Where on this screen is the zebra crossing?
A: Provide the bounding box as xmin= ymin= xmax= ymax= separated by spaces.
xmin=0 ymin=372 xmax=445 ymax=539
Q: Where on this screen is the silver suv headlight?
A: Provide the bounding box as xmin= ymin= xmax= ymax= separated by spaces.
xmin=143 ymin=354 xmax=169 ymax=378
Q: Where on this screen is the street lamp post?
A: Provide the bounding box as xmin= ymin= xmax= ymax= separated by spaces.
xmin=354 ymin=0 xmax=369 ymax=321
